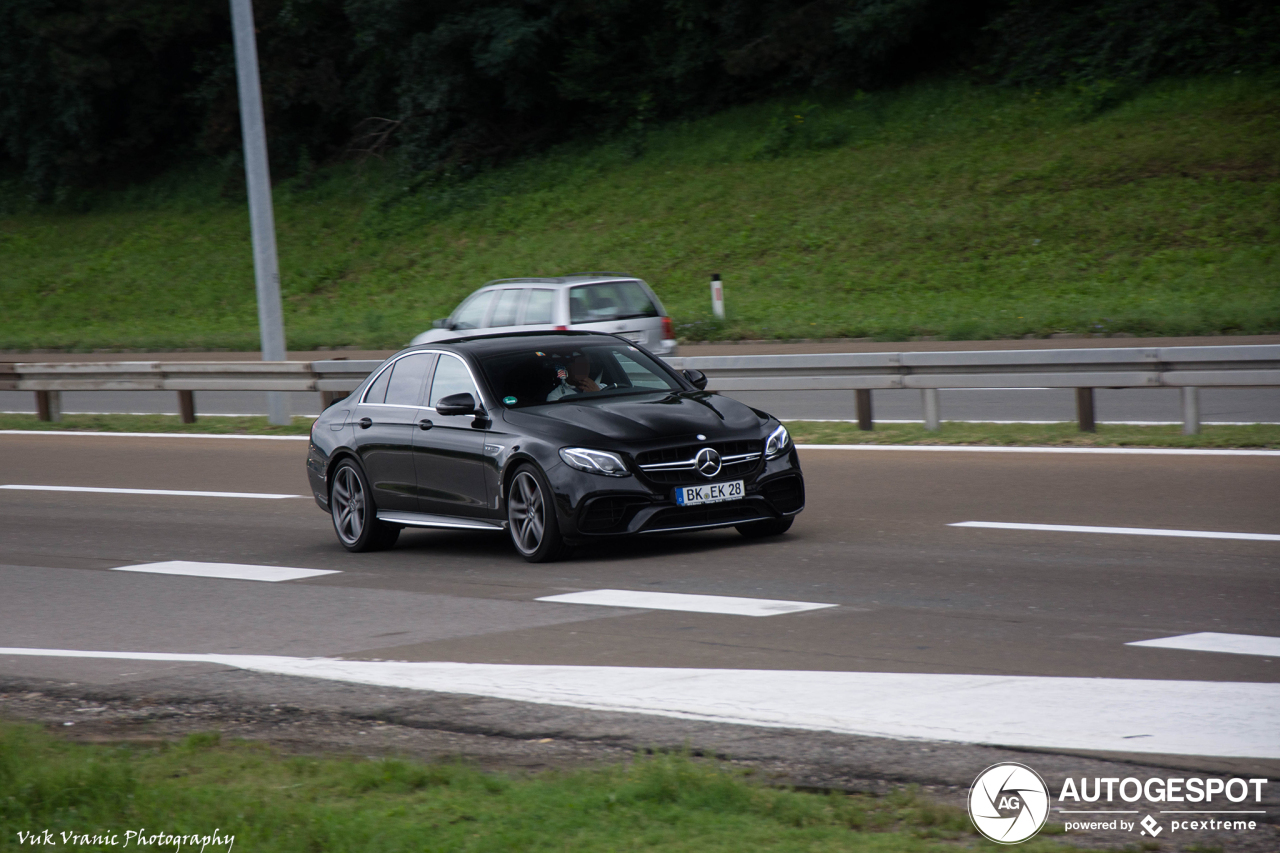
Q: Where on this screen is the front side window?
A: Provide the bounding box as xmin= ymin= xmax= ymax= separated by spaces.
xmin=452 ymin=291 xmax=495 ymax=330
xmin=480 ymin=343 xmax=680 ymax=408
xmin=568 ymin=281 xmax=659 ymax=324
xmin=429 ymin=354 xmax=479 ymax=407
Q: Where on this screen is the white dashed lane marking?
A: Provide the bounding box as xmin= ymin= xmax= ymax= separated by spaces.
xmin=949 ymin=521 xmax=1280 ymax=542
xmin=536 ymin=589 xmax=836 ymax=616
xmin=112 ymin=561 xmax=338 ymax=582
xmin=1 ymin=649 xmax=1276 ymax=759
xmin=1 ymin=484 xmax=305 ymax=499
xmin=1128 ymin=632 xmax=1280 ymax=658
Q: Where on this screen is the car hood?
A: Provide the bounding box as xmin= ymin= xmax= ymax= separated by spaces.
xmin=509 ymin=391 xmax=767 ymax=443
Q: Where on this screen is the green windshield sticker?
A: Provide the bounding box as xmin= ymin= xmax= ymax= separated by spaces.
xmin=503 ymin=396 xmax=517 ymax=405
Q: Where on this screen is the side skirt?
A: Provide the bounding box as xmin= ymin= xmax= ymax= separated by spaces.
xmin=377 ymin=510 xmax=507 ymax=532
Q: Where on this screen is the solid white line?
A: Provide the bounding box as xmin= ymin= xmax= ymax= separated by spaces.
xmin=0 ymin=484 xmax=305 ymax=500
xmin=0 ymin=430 xmax=309 ymax=441
xmin=1128 ymin=632 xmax=1280 ymax=658
xmin=112 ymin=561 xmax=338 ymax=582
xmin=536 ymin=589 xmax=836 ymax=616
xmin=0 ymin=648 xmax=1276 ymax=758
xmin=799 ymin=444 xmax=1280 ymax=456
xmin=949 ymin=521 xmax=1280 ymax=541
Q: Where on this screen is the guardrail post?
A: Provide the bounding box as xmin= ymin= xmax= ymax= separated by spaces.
xmin=1075 ymin=387 xmax=1096 ymax=432
xmin=922 ymin=389 xmax=940 ymax=431
xmin=178 ymin=390 xmax=196 ymax=424
xmin=855 ymin=389 xmax=873 ymax=431
xmin=35 ymin=390 xmax=62 ymax=423
xmin=1181 ymin=387 xmax=1200 ymax=435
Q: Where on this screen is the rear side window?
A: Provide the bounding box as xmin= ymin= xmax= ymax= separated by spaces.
xmin=523 ymin=289 xmax=555 ymax=325
xmin=569 ymin=281 xmax=659 ymax=324
xmin=452 ymin=290 xmax=495 ymax=330
xmin=384 ymin=353 xmax=433 ymax=407
xmin=489 ymin=289 xmax=524 ymax=327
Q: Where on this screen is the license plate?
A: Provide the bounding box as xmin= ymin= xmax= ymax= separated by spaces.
xmin=619 ymin=330 xmax=646 ymax=343
xmin=675 ymin=480 xmax=744 ymax=507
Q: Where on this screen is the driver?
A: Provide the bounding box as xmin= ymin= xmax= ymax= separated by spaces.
xmin=546 ymin=353 xmax=601 ymax=401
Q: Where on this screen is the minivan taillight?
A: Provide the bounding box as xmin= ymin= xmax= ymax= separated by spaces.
xmin=661 ymin=316 xmax=674 ymax=340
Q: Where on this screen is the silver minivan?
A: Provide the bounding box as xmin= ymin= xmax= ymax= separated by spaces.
xmin=410 ymin=273 xmax=677 ymax=356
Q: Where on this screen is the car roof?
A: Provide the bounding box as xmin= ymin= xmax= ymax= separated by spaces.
xmin=421 ymin=330 xmax=629 ymax=356
xmin=478 ymin=273 xmax=640 ymax=289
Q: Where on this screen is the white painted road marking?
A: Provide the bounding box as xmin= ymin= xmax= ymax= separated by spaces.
xmin=112 ymin=561 xmax=338 ymax=582
xmin=949 ymin=521 xmax=1280 ymax=542
xmin=1128 ymin=632 xmax=1280 ymax=658
xmin=536 ymin=589 xmax=836 ymax=616
xmin=1 ymin=648 xmax=1276 ymax=759
xmin=1 ymin=484 xmax=306 ymax=500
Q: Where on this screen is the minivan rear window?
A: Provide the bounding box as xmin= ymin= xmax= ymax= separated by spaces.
xmin=569 ymin=281 xmax=659 ymax=324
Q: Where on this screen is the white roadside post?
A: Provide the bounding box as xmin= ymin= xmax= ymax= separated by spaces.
xmin=230 ymin=0 xmax=290 ymax=425
xmin=710 ymin=273 xmax=725 ymax=321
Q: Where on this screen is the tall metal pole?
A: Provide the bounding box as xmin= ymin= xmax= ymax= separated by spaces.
xmin=230 ymin=0 xmax=290 ymax=425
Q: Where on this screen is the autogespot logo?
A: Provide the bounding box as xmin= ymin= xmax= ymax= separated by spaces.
xmin=969 ymin=762 xmax=1051 ymax=844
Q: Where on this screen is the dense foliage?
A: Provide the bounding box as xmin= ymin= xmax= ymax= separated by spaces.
xmin=1 ymin=0 xmax=1275 ymax=196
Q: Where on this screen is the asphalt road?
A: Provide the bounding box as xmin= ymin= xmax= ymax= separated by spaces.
xmin=3 ymin=433 xmax=1276 ymax=684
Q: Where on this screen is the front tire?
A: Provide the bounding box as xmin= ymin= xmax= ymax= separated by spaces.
xmin=507 ymin=465 xmax=569 ymax=562
xmin=736 ymin=516 xmax=794 ymax=539
xmin=330 ymin=459 xmax=400 ymax=552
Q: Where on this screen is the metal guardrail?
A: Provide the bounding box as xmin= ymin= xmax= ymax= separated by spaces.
xmin=2 ymin=345 xmax=1277 ymax=434
xmin=665 ymin=345 xmax=1280 ymax=434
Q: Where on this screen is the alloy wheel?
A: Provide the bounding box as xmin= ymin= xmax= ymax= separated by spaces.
xmin=508 ymin=471 xmax=545 ymax=555
xmin=331 ymin=465 xmax=365 ymax=546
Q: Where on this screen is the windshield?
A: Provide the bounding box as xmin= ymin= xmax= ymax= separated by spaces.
xmin=480 ymin=343 xmax=681 ymax=408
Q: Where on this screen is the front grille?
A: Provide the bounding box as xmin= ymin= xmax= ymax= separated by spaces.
xmin=635 ymin=440 xmax=763 ymax=485
xmin=761 ymin=475 xmax=805 ymax=513
xmin=579 ymin=496 xmax=650 ymax=533
xmin=642 ymin=503 xmax=765 ymax=532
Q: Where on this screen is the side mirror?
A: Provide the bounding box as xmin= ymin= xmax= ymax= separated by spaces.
xmin=432 ymin=318 xmax=457 ymax=330
xmin=682 ymin=368 xmax=708 ymax=390
xmin=436 ymin=392 xmax=478 ymax=416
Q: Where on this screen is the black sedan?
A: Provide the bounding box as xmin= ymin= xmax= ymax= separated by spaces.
xmin=305 ymin=331 xmax=804 ymax=562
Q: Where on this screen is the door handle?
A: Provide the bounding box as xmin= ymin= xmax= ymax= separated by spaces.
xmin=358 ymin=417 xmax=372 ymax=429
xmin=418 ymin=418 xmax=433 ymax=430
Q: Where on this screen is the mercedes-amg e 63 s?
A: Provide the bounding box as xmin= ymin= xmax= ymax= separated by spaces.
xmin=306 ymin=332 xmax=804 ymax=562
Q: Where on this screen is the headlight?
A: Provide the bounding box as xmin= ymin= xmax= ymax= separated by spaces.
xmin=559 ymin=447 xmax=630 ymax=477
xmin=765 ymin=423 xmax=791 ymax=459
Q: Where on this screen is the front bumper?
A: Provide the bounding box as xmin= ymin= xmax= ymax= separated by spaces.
xmin=547 ymin=448 xmax=804 ymax=539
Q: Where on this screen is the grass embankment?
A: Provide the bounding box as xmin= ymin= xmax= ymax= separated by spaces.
xmin=0 ymin=75 xmax=1276 ymax=351
xmin=0 ymin=723 xmax=1076 ymax=852
xmin=1 ymin=413 xmax=1276 ymax=448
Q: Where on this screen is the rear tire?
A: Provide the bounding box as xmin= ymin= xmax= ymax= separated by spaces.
xmin=330 ymin=459 xmax=400 ymax=552
xmin=507 ymin=465 xmax=569 ymax=562
xmin=736 ymin=516 xmax=794 ymax=539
